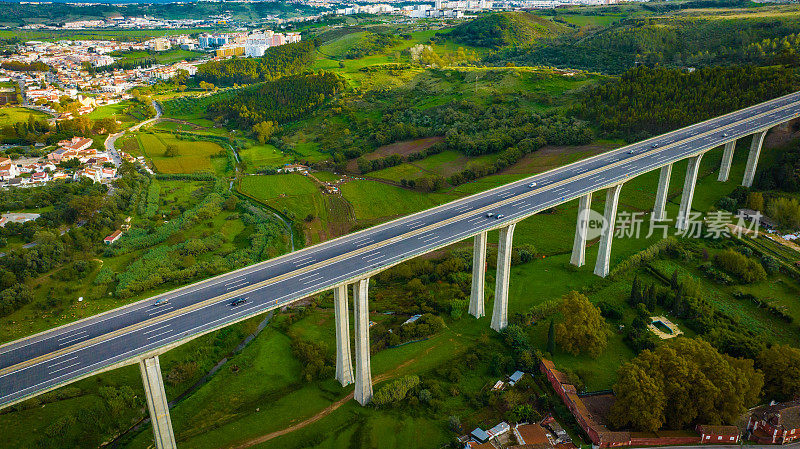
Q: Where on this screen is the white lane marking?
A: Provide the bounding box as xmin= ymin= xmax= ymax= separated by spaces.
xmin=49 ymin=362 xmax=80 ymax=375
xmin=57 ymin=330 xmax=87 ymax=341
xmin=146 ymin=330 xmax=173 ymax=341
xmin=148 ymin=307 xmax=173 ymax=317
xmin=47 ymin=356 xmax=78 ymax=368
xmin=142 ymin=324 xmax=171 ymax=335
xmin=57 ymin=335 xmax=88 ymax=346
xmin=225 ymin=280 xmax=249 ymax=290
xmin=298 ymin=273 xmax=324 ymax=282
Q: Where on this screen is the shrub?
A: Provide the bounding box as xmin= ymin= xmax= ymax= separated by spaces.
xmin=713 ymin=249 xmax=767 ymax=283
xmin=373 ymin=375 xmax=420 ymax=406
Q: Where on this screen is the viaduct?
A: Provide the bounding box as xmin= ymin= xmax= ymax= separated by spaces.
xmin=1 ymin=92 xmax=799 ymax=448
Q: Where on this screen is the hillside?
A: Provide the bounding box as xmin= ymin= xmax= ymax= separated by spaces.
xmin=445 ymin=12 xmax=571 ymax=48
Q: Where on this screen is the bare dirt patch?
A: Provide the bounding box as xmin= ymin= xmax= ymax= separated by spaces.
xmin=346 ymin=136 xmax=444 ymax=172
xmin=502 ymin=143 xmax=615 ymax=176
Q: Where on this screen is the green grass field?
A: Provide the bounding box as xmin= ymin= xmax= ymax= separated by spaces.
xmin=135 ymin=132 xmax=225 ymax=174
xmin=87 ymin=100 xmax=142 ymax=127
xmin=340 ymin=179 xmax=452 ymax=221
xmin=239 ymin=143 xmax=292 ymax=172
xmin=0 ymin=107 xmax=48 ymax=126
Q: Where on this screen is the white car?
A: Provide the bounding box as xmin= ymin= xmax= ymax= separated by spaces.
xmin=528 ymin=182 xmax=537 ymax=188
xmin=486 ymin=212 xmax=494 ymax=218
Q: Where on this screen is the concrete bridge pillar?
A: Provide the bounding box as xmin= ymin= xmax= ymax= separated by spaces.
xmin=491 ymin=223 xmax=516 ymax=332
xmin=718 ymin=140 xmax=736 ymax=182
xmin=743 ymin=130 xmax=768 ymax=187
xmin=140 ymin=355 xmax=177 ymax=449
xmin=570 ymin=193 xmax=593 ymax=267
xmin=594 ymin=184 xmax=623 ymax=278
xmin=469 ymin=231 xmax=487 ymax=318
xmin=333 ymin=285 xmax=353 ymax=387
xmin=676 ymin=154 xmax=704 ymax=231
xmin=652 ymin=164 xmax=672 ymax=221
xmin=352 ymin=279 xmax=373 ymax=406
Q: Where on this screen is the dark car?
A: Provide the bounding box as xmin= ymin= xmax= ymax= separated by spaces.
xmin=230 ymin=298 xmax=247 ymax=306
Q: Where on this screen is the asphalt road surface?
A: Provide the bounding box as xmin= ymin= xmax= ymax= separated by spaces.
xmin=2 ymin=92 xmax=800 ymax=409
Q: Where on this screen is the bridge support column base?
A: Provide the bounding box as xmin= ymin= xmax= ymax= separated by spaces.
xmin=677 ymin=154 xmax=704 ymax=230
xmin=491 ymin=223 xmax=516 ymax=332
xmin=353 ymin=279 xmax=373 ymax=406
xmin=140 ymin=355 xmax=177 ymax=449
xmin=743 ymin=130 xmax=768 ymax=188
xmin=570 ymin=193 xmax=593 ymax=267
xmin=718 ymin=140 xmax=736 ymax=182
xmin=469 ymin=232 xmax=487 ymax=318
xmin=334 ymin=285 xmax=354 ymax=387
xmin=594 ymin=184 xmax=623 ymax=278
xmin=653 ymin=164 xmax=672 ymax=221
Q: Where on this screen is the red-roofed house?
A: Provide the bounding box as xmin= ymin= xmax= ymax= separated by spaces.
xmin=104 ymin=230 xmax=122 ymax=244
xmin=58 ymin=136 xmax=93 ymax=152
xmin=747 ymin=400 xmax=800 ymax=444
xmin=0 ymin=156 xmax=18 ymax=180
xmin=697 ymin=425 xmax=740 ymax=444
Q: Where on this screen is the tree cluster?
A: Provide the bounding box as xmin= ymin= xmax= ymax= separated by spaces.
xmin=609 ymin=338 xmax=763 ymax=432
xmin=207 ymin=72 xmax=346 ymax=128
xmin=579 ymin=66 xmax=795 ymax=141
xmin=196 ymin=40 xmax=316 ymax=85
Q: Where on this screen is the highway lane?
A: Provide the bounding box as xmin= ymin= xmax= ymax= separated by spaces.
xmin=2 ymin=92 xmax=800 ymax=408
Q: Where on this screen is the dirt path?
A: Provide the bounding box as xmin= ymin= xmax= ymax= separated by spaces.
xmin=228 ymin=344 xmax=439 ymax=449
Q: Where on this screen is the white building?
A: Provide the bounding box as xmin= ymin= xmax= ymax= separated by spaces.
xmin=245 ymin=32 xmax=271 ymax=58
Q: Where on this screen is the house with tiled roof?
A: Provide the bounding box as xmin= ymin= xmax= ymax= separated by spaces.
xmin=0 ymin=156 xmax=18 ymax=180
xmin=696 ymin=425 xmax=740 ymax=444
xmin=747 ymin=400 xmax=800 ymax=444
xmin=58 ymin=136 xmax=93 ymax=152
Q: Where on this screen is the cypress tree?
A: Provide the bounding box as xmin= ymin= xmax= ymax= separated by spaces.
xmin=547 ymin=319 xmax=556 ymax=354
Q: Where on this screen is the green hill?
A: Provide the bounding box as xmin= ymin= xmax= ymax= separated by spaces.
xmin=446 ymin=12 xmax=570 ymax=48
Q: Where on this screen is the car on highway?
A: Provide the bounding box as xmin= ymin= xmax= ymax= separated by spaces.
xmin=486 ymin=212 xmax=494 ymax=218
xmin=627 ymin=149 xmax=636 ymax=154
xmin=651 ymin=143 xmax=659 ymax=148
xmin=528 ymin=182 xmax=537 ymax=188
xmin=230 ymin=298 xmax=247 ymax=306
xmin=722 ymin=132 xmax=729 ymax=137
xmin=153 ymin=298 xmax=168 ymax=306
xmin=496 ymin=214 xmax=505 ymax=219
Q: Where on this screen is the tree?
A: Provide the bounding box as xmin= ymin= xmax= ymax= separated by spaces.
xmin=372 ymin=375 xmax=420 ymax=406
xmin=163 ymin=144 xmax=179 ymax=158
xmin=757 ymin=345 xmax=800 ymax=401
xmin=746 ymin=192 xmax=764 ymax=212
xmin=546 ymin=319 xmax=556 ymax=354
xmin=198 ymin=81 xmax=216 ymax=92
xmin=555 ymin=291 xmax=610 ymax=358
xmin=609 ymin=338 xmax=763 ymax=432
xmin=253 ymin=121 xmax=277 ymax=144
xmin=767 ymin=197 xmax=800 ymax=229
